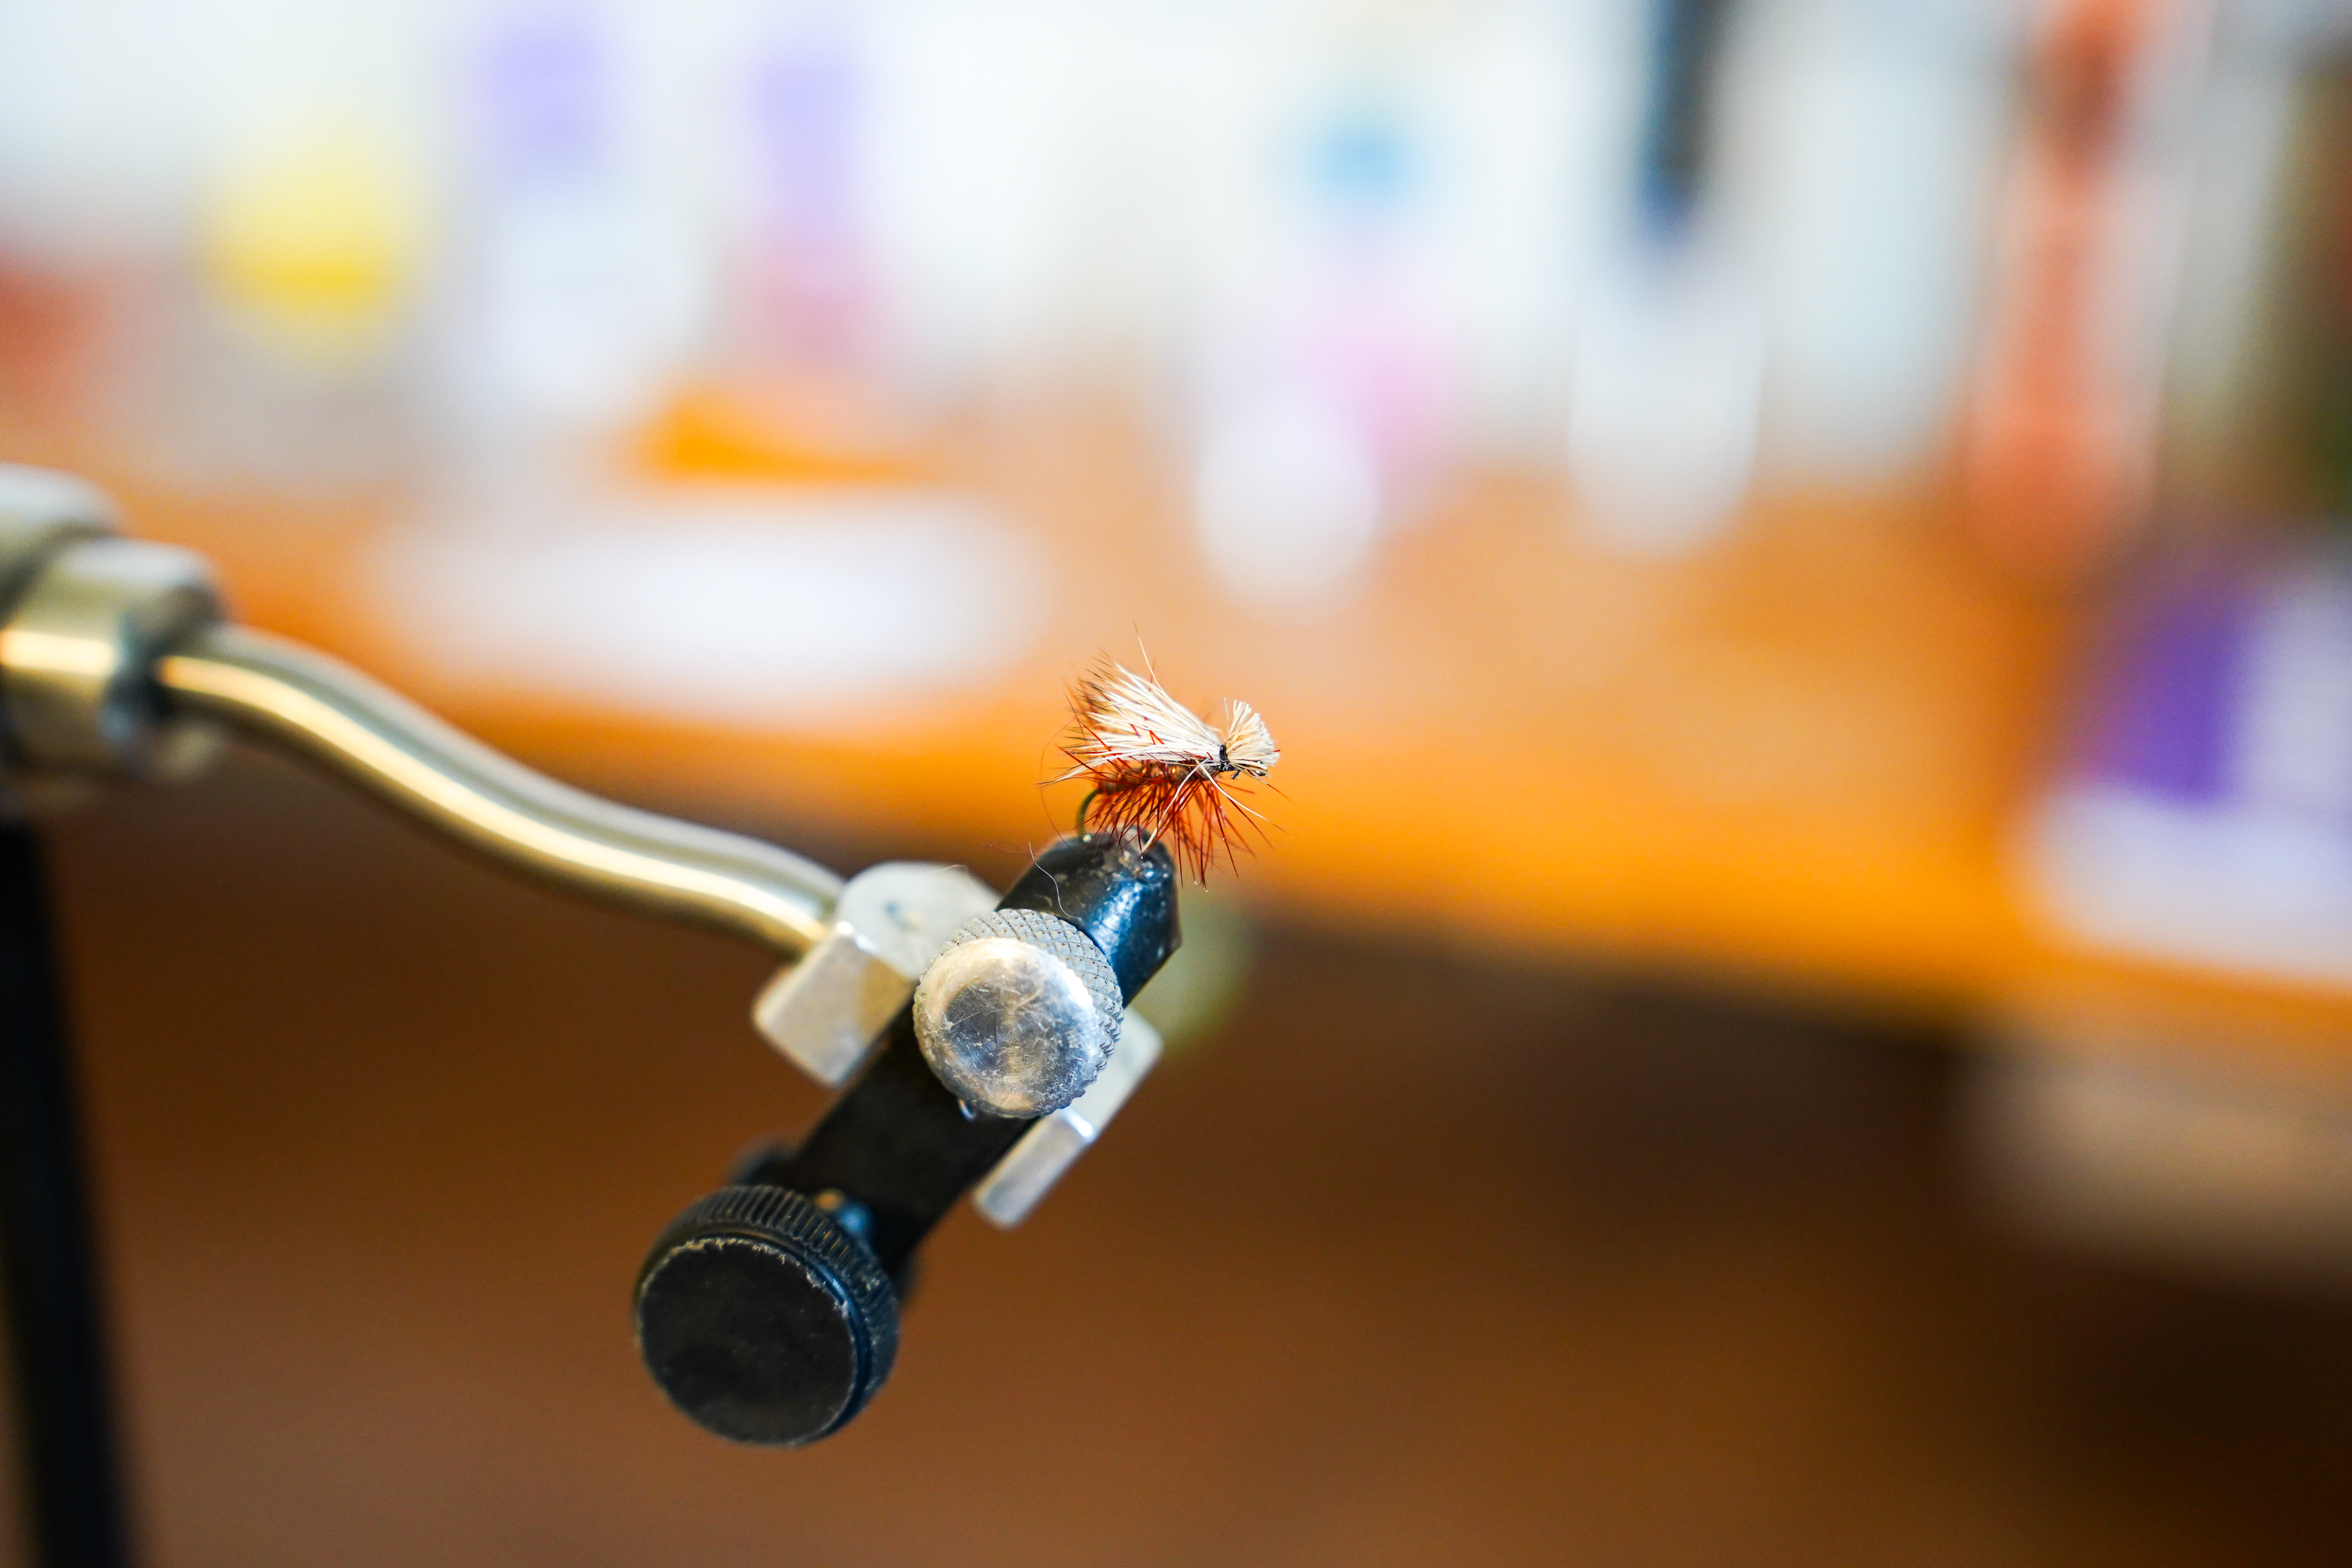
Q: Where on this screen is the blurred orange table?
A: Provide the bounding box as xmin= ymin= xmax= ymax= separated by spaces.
xmin=26 ymin=407 xmax=2352 ymax=1067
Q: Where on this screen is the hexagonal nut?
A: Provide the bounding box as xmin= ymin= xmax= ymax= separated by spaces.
xmin=752 ymin=862 xmax=998 ymax=1085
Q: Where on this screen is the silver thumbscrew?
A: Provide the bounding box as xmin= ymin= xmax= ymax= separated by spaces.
xmin=911 ymin=908 xmax=1123 ymax=1116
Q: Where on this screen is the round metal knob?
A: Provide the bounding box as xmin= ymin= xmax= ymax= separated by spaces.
xmin=634 ymin=1186 xmax=898 ymax=1446
xmin=911 ymin=907 xmax=1122 ymax=1116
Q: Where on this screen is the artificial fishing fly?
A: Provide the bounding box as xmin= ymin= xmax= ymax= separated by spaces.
xmin=1056 ymin=656 xmax=1279 ymax=882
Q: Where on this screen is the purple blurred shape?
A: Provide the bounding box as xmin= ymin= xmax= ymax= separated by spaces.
xmin=477 ymin=7 xmax=610 ymax=183
xmin=2074 ymin=551 xmax=2252 ymax=806
xmin=751 ymin=43 xmax=861 ymax=239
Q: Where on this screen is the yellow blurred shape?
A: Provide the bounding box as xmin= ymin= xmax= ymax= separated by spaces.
xmin=205 ymin=127 xmax=426 ymax=364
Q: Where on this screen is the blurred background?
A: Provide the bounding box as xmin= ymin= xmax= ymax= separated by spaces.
xmin=7 ymin=0 xmax=2352 ymax=1561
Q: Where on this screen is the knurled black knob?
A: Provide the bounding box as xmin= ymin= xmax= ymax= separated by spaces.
xmin=633 ymin=1186 xmax=899 ymax=1446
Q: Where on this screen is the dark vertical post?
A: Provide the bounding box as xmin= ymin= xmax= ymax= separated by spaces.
xmin=0 ymin=821 xmax=132 ymax=1568
xmin=1635 ymin=0 xmax=1737 ymax=247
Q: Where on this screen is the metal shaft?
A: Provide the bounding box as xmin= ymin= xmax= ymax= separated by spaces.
xmin=154 ymin=625 xmax=841 ymax=959
xmin=0 ymin=823 xmax=133 ymax=1568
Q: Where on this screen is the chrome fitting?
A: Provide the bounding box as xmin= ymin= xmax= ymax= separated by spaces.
xmin=2 ymin=537 xmax=225 ymax=780
xmin=0 ymin=466 xmax=225 ymax=782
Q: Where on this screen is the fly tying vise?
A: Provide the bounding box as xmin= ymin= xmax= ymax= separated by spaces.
xmin=0 ymin=461 xmax=1292 ymax=1472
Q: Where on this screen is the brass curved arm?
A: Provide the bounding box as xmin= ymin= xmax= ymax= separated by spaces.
xmin=155 ymin=624 xmax=841 ymax=958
